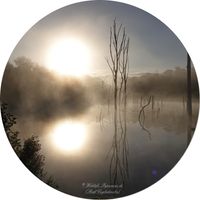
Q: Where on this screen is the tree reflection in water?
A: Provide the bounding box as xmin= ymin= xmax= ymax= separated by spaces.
xmin=106 ymin=19 xmax=130 ymax=185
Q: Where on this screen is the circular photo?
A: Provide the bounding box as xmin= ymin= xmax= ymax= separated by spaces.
xmin=1 ymin=0 xmax=199 ymax=199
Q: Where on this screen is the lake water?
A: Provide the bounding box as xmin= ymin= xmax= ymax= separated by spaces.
xmin=15 ymin=100 xmax=199 ymax=199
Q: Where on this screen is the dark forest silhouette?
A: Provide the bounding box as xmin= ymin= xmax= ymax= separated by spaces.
xmin=1 ymin=103 xmax=58 ymax=189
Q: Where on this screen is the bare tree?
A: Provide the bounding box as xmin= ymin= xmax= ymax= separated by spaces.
xmin=106 ymin=19 xmax=130 ymax=184
xmin=119 ymin=27 xmax=130 ymax=181
xmin=106 ymin=19 xmax=123 ymax=115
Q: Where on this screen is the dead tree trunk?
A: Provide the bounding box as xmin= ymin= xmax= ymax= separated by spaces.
xmin=138 ymin=96 xmax=152 ymax=139
xmin=106 ymin=19 xmax=130 ymax=184
xmin=151 ymin=96 xmax=155 ymax=110
xmin=187 ymin=53 xmax=192 ymax=145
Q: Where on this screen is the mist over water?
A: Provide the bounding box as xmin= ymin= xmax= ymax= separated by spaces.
xmin=5 ymin=101 xmax=199 ymax=198
xmin=1 ymin=58 xmax=199 ymax=198
xmin=1 ymin=0 xmax=199 ymax=198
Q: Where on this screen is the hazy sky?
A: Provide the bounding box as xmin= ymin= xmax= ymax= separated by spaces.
xmin=10 ymin=0 xmax=187 ymax=75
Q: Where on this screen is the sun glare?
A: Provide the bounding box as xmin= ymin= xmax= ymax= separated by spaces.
xmin=46 ymin=38 xmax=91 ymax=77
xmin=51 ymin=121 xmax=87 ymax=152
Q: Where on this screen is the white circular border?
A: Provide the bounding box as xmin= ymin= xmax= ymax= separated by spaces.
xmin=0 ymin=1 xmax=200 ymax=200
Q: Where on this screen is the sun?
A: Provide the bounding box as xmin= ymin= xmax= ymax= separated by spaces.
xmin=45 ymin=38 xmax=91 ymax=77
xmin=51 ymin=121 xmax=87 ymax=152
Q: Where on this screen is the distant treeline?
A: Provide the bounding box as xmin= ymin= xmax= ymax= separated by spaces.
xmin=128 ymin=67 xmax=199 ymax=98
xmin=1 ymin=57 xmax=90 ymax=120
xmin=1 ymin=57 xmax=199 ymax=120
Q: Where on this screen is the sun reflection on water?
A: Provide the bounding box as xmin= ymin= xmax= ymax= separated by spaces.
xmin=50 ymin=120 xmax=87 ymax=152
